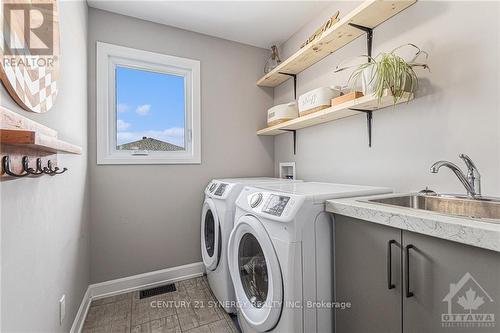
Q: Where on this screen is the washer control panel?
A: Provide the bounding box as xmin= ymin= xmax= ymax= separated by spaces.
xmin=205 ymin=181 xmax=235 ymax=199
xmin=208 ymin=183 xmax=217 ymax=193
xmin=242 ymin=189 xmax=301 ymax=221
xmin=250 ymin=193 xmax=263 ymax=208
xmin=262 ymin=195 xmax=290 ymax=216
xmin=214 ymin=183 xmax=228 ymax=196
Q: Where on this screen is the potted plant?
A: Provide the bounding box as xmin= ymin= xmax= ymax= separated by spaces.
xmin=336 ymin=44 xmax=429 ymax=104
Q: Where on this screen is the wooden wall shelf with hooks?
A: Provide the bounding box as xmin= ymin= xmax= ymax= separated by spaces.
xmin=256 ymin=0 xmax=416 ymax=88
xmin=0 ymin=106 xmax=82 ymax=179
xmin=0 ymin=129 xmax=81 ymax=154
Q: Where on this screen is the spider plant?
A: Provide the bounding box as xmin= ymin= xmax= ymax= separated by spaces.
xmin=337 ymin=44 xmax=429 ymax=105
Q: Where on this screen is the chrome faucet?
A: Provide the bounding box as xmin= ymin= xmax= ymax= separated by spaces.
xmin=430 ymin=154 xmax=481 ymax=197
xmin=459 ymin=154 xmax=481 ymax=195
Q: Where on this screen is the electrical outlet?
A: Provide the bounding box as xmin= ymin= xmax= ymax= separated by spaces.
xmin=59 ymin=295 xmax=66 ymax=325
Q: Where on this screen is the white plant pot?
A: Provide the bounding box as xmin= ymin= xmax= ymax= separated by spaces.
xmin=360 ymin=66 xmax=377 ymax=96
xmin=359 ymin=66 xmax=412 ymax=97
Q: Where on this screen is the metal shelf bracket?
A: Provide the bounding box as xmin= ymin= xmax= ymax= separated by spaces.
xmin=278 ymin=72 xmax=298 ymax=100
xmin=348 ymin=23 xmax=374 ymax=59
xmin=282 ymin=129 xmax=297 ymax=155
xmin=349 ymin=109 xmax=374 ymax=147
xmin=348 ymin=22 xmax=375 ymax=147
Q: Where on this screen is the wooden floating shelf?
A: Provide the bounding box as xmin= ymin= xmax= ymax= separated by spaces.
xmin=0 ymin=129 xmax=82 ymax=154
xmin=0 ymin=106 xmax=82 ymax=179
xmin=257 ymin=0 xmax=416 ymax=88
xmin=257 ymin=91 xmax=413 ymax=136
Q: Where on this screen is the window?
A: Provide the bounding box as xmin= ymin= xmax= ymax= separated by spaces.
xmin=96 ymin=42 xmax=200 ymax=164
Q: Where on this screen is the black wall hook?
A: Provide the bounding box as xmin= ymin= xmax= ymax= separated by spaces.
xmin=2 ymin=156 xmax=29 ymax=177
xmin=22 ymin=157 xmax=44 ymax=175
xmin=44 ymin=160 xmax=67 ymax=175
xmin=2 ymin=156 xmax=68 ymax=178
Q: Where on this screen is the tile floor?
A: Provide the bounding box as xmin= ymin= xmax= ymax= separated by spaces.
xmin=82 ymin=276 xmax=240 ymax=333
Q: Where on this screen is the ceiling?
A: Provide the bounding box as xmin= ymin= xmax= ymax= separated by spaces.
xmin=86 ymin=1 xmax=335 ymax=48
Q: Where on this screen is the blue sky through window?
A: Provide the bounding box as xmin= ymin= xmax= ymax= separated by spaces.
xmin=115 ymin=66 xmax=185 ymax=149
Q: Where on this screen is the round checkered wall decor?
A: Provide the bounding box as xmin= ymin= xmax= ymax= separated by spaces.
xmin=0 ymin=0 xmax=60 ymax=113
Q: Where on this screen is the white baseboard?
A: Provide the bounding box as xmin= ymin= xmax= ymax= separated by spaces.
xmin=88 ymin=262 xmax=205 ymax=299
xmin=70 ymin=262 xmax=205 ymax=333
xmin=69 ymin=287 xmax=91 ymax=333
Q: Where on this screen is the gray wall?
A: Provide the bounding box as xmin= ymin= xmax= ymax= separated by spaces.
xmin=88 ymin=8 xmax=274 ymax=283
xmin=0 ymin=1 xmax=89 ymax=332
xmin=274 ymin=1 xmax=500 ymax=196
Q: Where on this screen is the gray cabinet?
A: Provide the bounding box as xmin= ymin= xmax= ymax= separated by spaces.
xmin=334 ymin=215 xmax=500 ymax=333
xmin=403 ymin=230 xmax=500 ymax=333
xmin=334 ymin=214 xmax=402 ymax=333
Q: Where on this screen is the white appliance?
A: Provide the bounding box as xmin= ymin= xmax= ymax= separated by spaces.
xmin=298 ymin=86 xmax=341 ymax=116
xmin=201 ymin=177 xmax=302 ymax=314
xmin=228 ymin=182 xmax=392 ymax=332
xmin=267 ymin=102 xmax=298 ymax=126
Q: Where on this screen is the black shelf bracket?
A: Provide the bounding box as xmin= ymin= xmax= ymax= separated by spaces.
xmin=347 ymin=23 xmax=375 ymax=147
xmin=282 ymin=129 xmax=297 ymax=155
xmin=349 ymin=109 xmax=374 ymax=147
xmin=278 ymin=72 xmax=297 ymax=100
xmin=348 ymin=23 xmax=373 ymax=59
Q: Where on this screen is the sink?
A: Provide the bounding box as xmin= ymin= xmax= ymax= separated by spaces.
xmin=366 ymin=194 xmax=500 ymax=220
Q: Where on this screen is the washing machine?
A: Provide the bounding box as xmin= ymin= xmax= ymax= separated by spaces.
xmin=201 ymin=177 xmax=302 ymax=314
xmin=227 ymin=182 xmax=392 ymax=332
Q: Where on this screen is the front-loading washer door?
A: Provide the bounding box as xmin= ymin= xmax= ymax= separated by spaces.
xmin=201 ymin=199 xmax=221 ymax=271
xmin=228 ymin=215 xmax=283 ymax=332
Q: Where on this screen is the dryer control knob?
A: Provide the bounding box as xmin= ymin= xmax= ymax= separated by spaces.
xmin=209 ymin=183 xmax=217 ymax=192
xmin=250 ymin=193 xmax=263 ymax=208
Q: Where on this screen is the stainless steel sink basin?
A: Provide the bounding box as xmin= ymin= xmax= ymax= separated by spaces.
xmin=366 ymin=194 xmax=500 ymax=220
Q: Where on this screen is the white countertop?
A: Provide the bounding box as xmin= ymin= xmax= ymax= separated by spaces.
xmin=326 ymin=194 xmax=500 ymax=253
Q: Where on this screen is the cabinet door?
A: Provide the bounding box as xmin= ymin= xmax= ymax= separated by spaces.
xmin=403 ymin=231 xmax=500 ymax=333
xmin=334 ymin=215 xmax=402 ymax=333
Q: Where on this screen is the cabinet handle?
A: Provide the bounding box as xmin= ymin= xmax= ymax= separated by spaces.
xmin=405 ymin=244 xmax=415 ymax=298
xmin=387 ymin=240 xmax=396 ymax=290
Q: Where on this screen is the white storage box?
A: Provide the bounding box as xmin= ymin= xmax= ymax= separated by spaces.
xmin=298 ymin=87 xmax=341 ymax=116
xmin=267 ymin=102 xmax=298 ymax=126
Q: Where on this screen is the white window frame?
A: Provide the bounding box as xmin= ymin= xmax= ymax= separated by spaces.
xmin=96 ymin=42 xmax=201 ymax=164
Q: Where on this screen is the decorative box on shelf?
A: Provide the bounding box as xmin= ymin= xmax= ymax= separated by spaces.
xmin=331 ymin=92 xmax=364 ymax=107
xmin=267 ymin=102 xmax=299 ymax=126
xmin=298 ymin=87 xmax=341 ymax=116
